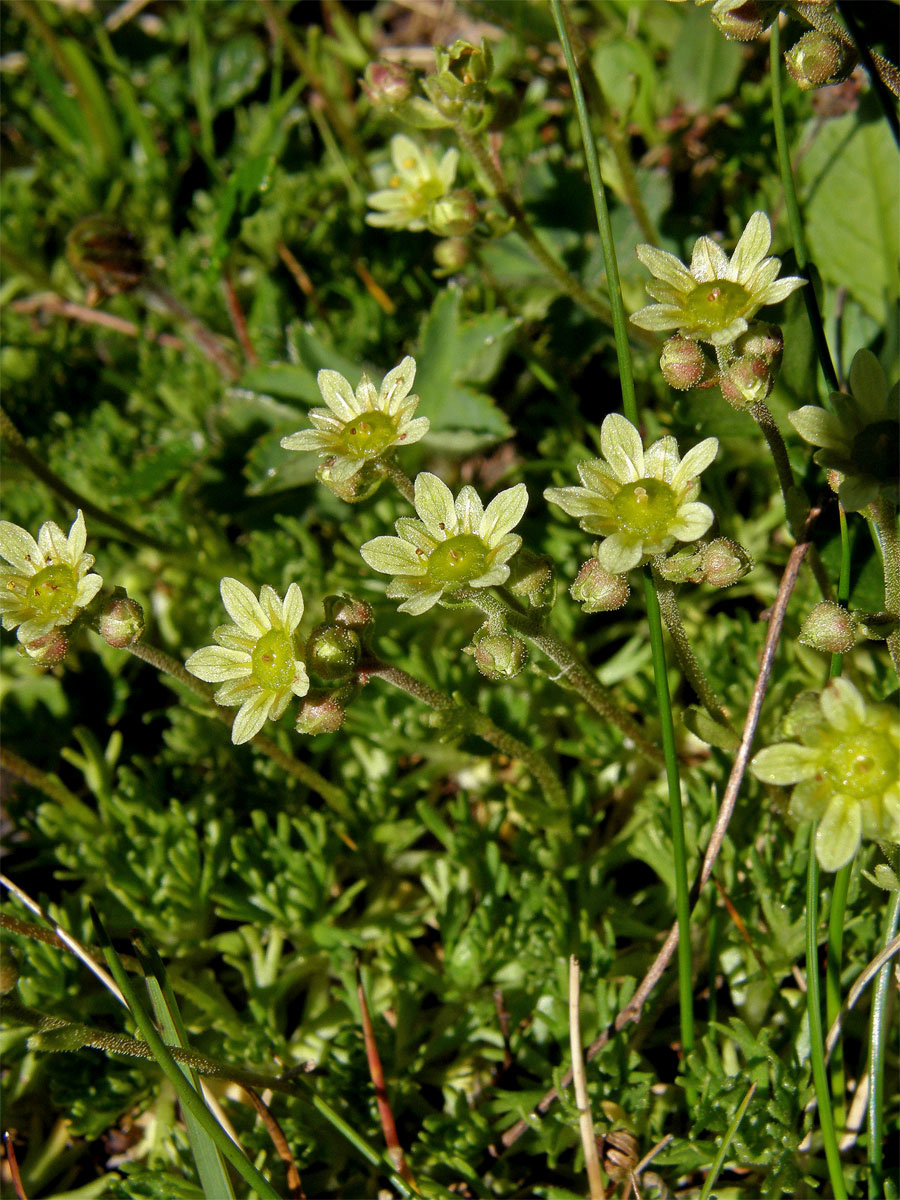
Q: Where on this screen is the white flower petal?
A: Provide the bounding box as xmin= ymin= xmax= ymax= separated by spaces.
xmin=672 ymin=437 xmax=718 ymax=491
xmin=356 ymin=373 xmax=378 ymax=411
xmin=635 ymin=244 xmax=694 ymax=292
xmin=397 ymin=416 xmax=429 ymax=445
xmin=281 ymin=429 xmax=328 ymax=452
xmin=820 ymin=677 xmax=865 ymax=731
xmin=596 ymin=534 xmax=643 ymax=574
xmin=39 ymin=520 xmax=68 ymax=560
xmin=815 ymin=794 xmax=862 ymax=872
xmin=259 ymin=585 xmax=285 ymax=628
xmin=281 ymin=582 xmax=305 ymax=632
xmin=730 ymin=211 xmax=772 ymax=281
xmin=215 ymin=677 xmax=259 ymax=705
xmin=220 ymin=578 xmax=269 ymax=637
xmin=213 ymin=624 xmax=255 ymax=652
xmin=469 ymin=565 xmax=510 ymax=588
xmin=415 ymin=472 xmax=458 ymax=538
xmin=757 ymin=276 xmax=805 ymax=305
xmin=751 ymin=742 xmax=819 ymax=784
xmin=397 ymin=588 xmax=444 ymax=615
xmin=690 ymin=236 xmax=729 ymax=283
xmin=394 ymin=518 xmax=437 ymax=551
xmin=643 ymin=437 xmax=680 ymax=483
xmin=360 ymin=536 xmax=427 ymax=576
xmin=630 ymin=304 xmax=686 ymax=331
xmin=75 ymin=574 xmax=103 ymax=608
xmin=669 ymin=501 xmax=714 ymax=541
xmin=232 ymin=692 xmax=274 ymax=744
xmin=316 ymin=369 xmax=358 ymax=420
xmin=0 ymin=522 xmax=41 ymax=574
xmin=186 ymin=645 xmax=253 ymax=683
xmin=455 ymin=485 xmax=484 ymax=533
xmin=600 ymin=414 xmax=644 ymax=483
xmin=544 ymin=486 xmax=603 ymax=518
xmin=380 ymin=356 xmax=417 ymax=413
xmin=66 ymin=511 xmax=88 ymax=560
xmin=577 ymin=460 xmax=617 ymax=495
xmin=479 ymin=483 xmax=528 ymax=545
xmin=489 ymin=533 xmax=522 ymax=566
xmin=291 ymin=661 xmax=310 ymax=697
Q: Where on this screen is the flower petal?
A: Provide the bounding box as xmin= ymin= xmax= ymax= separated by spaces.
xmin=259 ymin=585 xmax=285 ymax=628
xmin=469 ymin=565 xmax=510 ymax=587
xmin=671 ymin=437 xmax=718 ymax=491
xmin=232 ymin=692 xmax=274 ymax=744
xmin=630 ymin=303 xmax=685 ymax=332
xmin=317 ymin=369 xmax=359 ymax=419
xmin=635 ymin=244 xmax=694 ymax=292
xmin=66 ymin=511 xmax=88 ymax=560
xmin=356 ymin=373 xmax=378 ymax=411
xmin=643 ymin=437 xmax=680 ymax=483
xmin=544 ymin=485 xmax=603 ymax=518
xmin=380 ymin=356 xmax=417 ymax=413
xmin=729 ymin=211 xmax=772 ymax=281
xmin=690 ymin=236 xmax=729 ymax=282
xmin=600 ymin=414 xmax=644 ymax=483
xmin=820 ymin=677 xmax=865 ymax=731
xmin=577 ymin=459 xmax=617 ymax=494
xmin=397 ymin=588 xmax=444 ymax=615
xmin=0 ymin=522 xmax=41 ymax=573
xmin=397 ymin=416 xmax=429 ymax=445
xmin=360 ymin=536 xmax=427 ymax=576
xmin=480 ymin=483 xmax=528 ymax=544
xmin=394 ymin=518 xmax=437 ymax=552
xmin=596 ymin=534 xmax=643 ymax=574
xmin=186 ymin=645 xmax=253 ymax=683
xmin=751 ymin=742 xmax=819 ymax=784
xmin=415 ymin=472 xmax=457 ymax=537
xmin=669 ymin=501 xmax=714 ymax=541
xmin=220 ymin=578 xmax=269 ymax=637
xmin=75 ymin=573 xmax=103 ymax=608
xmin=815 ymin=794 xmax=862 ymax=872
xmin=281 ymin=429 xmax=328 ymax=452
xmin=291 ymin=661 xmax=310 ymax=697
xmin=455 ymin=485 xmax=484 ymax=533
xmin=757 ymin=276 xmax=805 ymax=305
xmin=281 ymin=582 xmax=305 ymax=632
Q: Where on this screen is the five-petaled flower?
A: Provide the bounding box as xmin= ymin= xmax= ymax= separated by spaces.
xmin=788 ymin=348 xmax=899 ymax=513
xmin=630 ymin=211 xmax=805 ymax=346
xmin=751 ymin=678 xmax=900 ymax=872
xmin=281 ymin=356 xmax=428 ymax=487
xmin=360 ymin=472 xmax=528 ymax=614
xmin=366 ymin=134 xmax=460 ymax=233
xmin=0 ymin=510 xmax=102 ymax=644
xmin=185 ymin=578 xmax=309 ymax=745
xmin=544 ymin=415 xmax=718 ymax=574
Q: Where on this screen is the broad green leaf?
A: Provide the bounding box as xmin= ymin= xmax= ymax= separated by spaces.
xmin=665 ymin=5 xmax=744 ymax=111
xmin=244 ymin=430 xmax=319 ymax=495
xmin=211 ymin=35 xmax=266 ymax=113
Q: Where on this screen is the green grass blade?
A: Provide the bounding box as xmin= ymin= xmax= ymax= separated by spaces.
xmin=698 ymin=1079 xmax=756 ymax=1200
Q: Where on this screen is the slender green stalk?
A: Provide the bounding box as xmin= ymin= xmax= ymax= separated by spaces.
xmin=825 ymin=862 xmax=852 ymax=1132
xmin=643 ymin=568 xmax=694 ymax=1061
xmin=868 ymin=888 xmax=900 ymax=1199
xmin=870 ymin=496 xmax=900 ymax=678
xmin=698 ymin=1080 xmax=757 ymax=1200
xmin=749 ymin=400 xmax=800 ymax=516
xmin=654 ymin=575 xmax=734 ymax=734
xmin=805 ymin=827 xmax=848 ymax=1200
xmin=829 ymin=505 xmax=852 ymax=679
xmin=362 ymin=657 xmax=567 ymax=810
xmin=122 ymin=639 xmax=350 ymax=814
xmin=769 ymin=22 xmax=840 ymax=394
xmin=551 ymin=0 xmax=638 ymax=425
xmin=458 ymin=587 xmax=662 ymax=762
xmin=374 ymin=455 xmax=415 ymax=504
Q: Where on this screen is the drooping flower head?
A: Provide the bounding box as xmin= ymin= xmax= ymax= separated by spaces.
xmin=360 ymin=472 xmax=528 ymax=614
xmin=544 ymin=415 xmax=718 ymax=574
xmin=281 ymin=356 xmax=428 ymax=488
xmin=751 ymin=678 xmax=900 ymax=872
xmin=630 ymin=212 xmax=805 ymax=346
xmin=0 ymin=510 xmax=102 ymax=644
xmin=185 ymin=578 xmax=309 ymax=745
xmin=788 ymin=349 xmax=899 ymax=512
xmin=366 ymin=134 xmax=459 ymax=233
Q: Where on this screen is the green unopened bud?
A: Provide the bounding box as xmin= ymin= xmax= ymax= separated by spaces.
xmin=429 ymin=189 xmax=478 ymax=237
xmin=66 ymin=215 xmax=145 ymax=296
xmin=0 ymin=945 xmax=19 ymax=994
xmin=735 ymin=322 xmax=784 ymax=367
xmin=799 ymin=601 xmax=858 ymax=654
xmin=718 ymin=354 xmax=774 ymax=409
xmin=785 ymin=30 xmax=856 ymax=90
xmin=22 ymin=629 xmax=69 ymax=667
xmin=316 ymin=458 xmax=385 ymax=503
xmin=323 ymin=594 xmax=374 ymax=632
xmin=710 ymin=0 xmax=779 ymax=41
xmin=433 ymin=237 xmax=469 ymax=273
xmin=435 ymin=39 xmax=493 ymax=85
xmin=361 ymin=60 xmax=413 ymax=108
xmin=295 ymin=690 xmax=348 ymax=735
xmin=468 ymin=625 xmax=528 ymax=681
xmin=98 ymin=594 xmax=145 ymax=648
xmin=701 ymin=538 xmax=753 ymax=587
xmin=570 ymin=560 xmax=630 ymax=612
xmin=507 ymin=549 xmax=556 ymax=609
xmin=660 ymin=336 xmax=713 ymax=391
xmin=654 ymin=546 xmax=704 ymax=584
xmin=305 ymin=624 xmax=362 ymax=683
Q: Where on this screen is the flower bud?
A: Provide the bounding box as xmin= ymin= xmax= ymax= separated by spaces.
xmin=433 ymin=237 xmax=469 ymax=273
xmin=98 ymin=594 xmax=145 ymax=648
xmin=22 ymin=629 xmax=69 ymax=667
xmin=361 ymin=60 xmax=413 ymax=108
xmin=718 ymin=354 xmax=774 ymax=409
xmin=305 ymin=624 xmax=362 ymax=682
xmin=316 ymin=458 xmax=385 ymax=503
xmin=468 ymin=626 xmax=528 ymax=681
xmin=701 ymin=538 xmax=753 ymax=587
xmin=785 ymin=31 xmax=856 ymax=90
xmin=323 ymin=594 xmax=374 ymax=632
xmin=710 ymin=0 xmax=779 ymax=41
xmin=799 ymin=601 xmax=858 ymax=654
xmin=66 ymin=215 xmax=145 ymax=296
xmin=660 ymin=336 xmax=713 ymax=391
xmin=654 ymin=546 xmax=704 ymax=584
xmin=570 ymin=560 xmax=630 ymax=612
xmin=506 ymin=550 xmax=556 ymax=609
xmin=428 ymin=189 xmax=478 ymax=237
xmin=735 ymin=322 xmax=783 ymax=367
xmin=295 ymin=690 xmax=347 ymax=735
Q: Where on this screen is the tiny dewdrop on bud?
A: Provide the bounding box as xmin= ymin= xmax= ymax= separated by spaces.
xmin=295 ymin=690 xmax=348 ymax=735
xmin=98 ymin=593 xmax=145 ymax=648
xmin=570 ymin=560 xmax=630 ymax=612
xmin=361 ymin=60 xmax=413 ymax=108
xmin=799 ymin=601 xmax=858 ymax=655
xmin=785 ymin=30 xmax=856 ymax=90
xmin=23 ymin=628 xmax=69 ymax=667
xmin=659 ymin=336 xmax=713 ymax=391
xmin=701 ymin=538 xmax=753 ymax=587
xmin=305 ymin=623 xmax=362 ymax=683
xmin=709 ymin=0 xmax=780 ymax=41
xmin=468 ymin=625 xmax=528 ymax=681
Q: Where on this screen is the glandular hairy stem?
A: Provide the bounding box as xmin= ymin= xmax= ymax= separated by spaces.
xmin=654 ymin=574 xmax=735 ymax=734
xmin=870 ymin=495 xmax=900 ymax=679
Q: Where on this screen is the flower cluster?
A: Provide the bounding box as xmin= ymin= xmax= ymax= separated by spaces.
xmin=281 ymin=356 xmax=428 ymax=489
xmin=0 ymin=511 xmax=102 ymax=651
xmin=631 ymin=212 xmax=804 ymax=347
xmin=545 ymin=415 xmax=718 ymax=574
xmin=751 ymin=678 xmax=899 ymax=871
xmin=361 ymin=472 xmax=528 ymax=614
xmin=789 ymin=348 xmax=899 ymax=513
xmin=186 ymin=579 xmax=309 ymax=745
xmin=366 ymin=135 xmax=468 ymax=235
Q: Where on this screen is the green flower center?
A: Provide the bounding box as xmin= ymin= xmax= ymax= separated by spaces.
xmin=340 ymin=411 xmax=398 ymax=459
xmin=611 ymin=479 xmax=679 ymax=543
xmin=684 ymin=280 xmax=752 ymax=331
xmin=251 ymin=628 xmax=296 ymax=692
xmin=426 ymin=534 xmax=488 ymax=585
xmin=851 ymin=420 xmax=899 ymax=484
xmin=823 ymin=730 xmax=893 ymax=799
xmin=15 ymin=563 xmax=78 ymax=620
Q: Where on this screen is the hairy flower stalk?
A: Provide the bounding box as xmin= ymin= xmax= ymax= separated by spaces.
xmin=185 ymin=579 xmax=309 ymax=744
xmin=631 ymin=211 xmax=804 ymax=346
xmin=751 ymin=678 xmax=900 ymax=871
xmin=544 ymin=415 xmax=719 ymax=574
xmin=361 ymin=472 xmax=528 ymax=614
xmin=0 ymin=510 xmax=102 ymax=647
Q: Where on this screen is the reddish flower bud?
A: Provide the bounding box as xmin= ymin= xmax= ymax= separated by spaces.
xmin=660 ymin=336 xmax=713 ymax=391
xmin=468 ymin=626 xmax=528 ymax=680
xmin=785 ymin=31 xmax=856 ymax=90
xmin=295 ymin=691 xmax=347 ymax=735
xmin=361 ymin=61 xmax=413 ymax=108
xmin=710 ymin=0 xmax=779 ymax=41
xmin=433 ymin=237 xmax=469 ymax=272
xmin=98 ymin=595 xmax=145 ymax=648
xmin=570 ymin=560 xmax=630 ymax=612
xmin=23 ymin=629 xmax=69 ymax=666
xmin=799 ymin=601 xmax=858 ymax=654
xmin=701 ymin=538 xmax=753 ymax=587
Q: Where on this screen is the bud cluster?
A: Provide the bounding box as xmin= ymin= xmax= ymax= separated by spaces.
xmin=655 ymin=538 xmax=753 ymax=588
xmin=296 ymin=595 xmax=374 ymax=733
